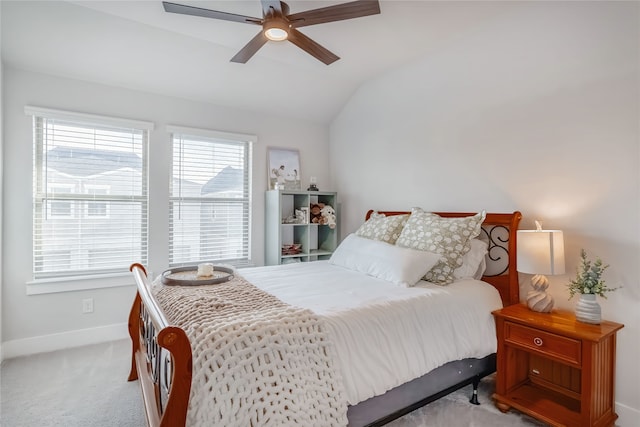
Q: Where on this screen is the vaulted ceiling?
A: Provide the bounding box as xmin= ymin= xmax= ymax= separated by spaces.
xmin=1 ymin=1 xmax=519 ymax=124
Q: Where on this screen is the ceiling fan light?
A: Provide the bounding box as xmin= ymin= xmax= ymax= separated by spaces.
xmin=265 ymin=27 xmax=288 ymax=41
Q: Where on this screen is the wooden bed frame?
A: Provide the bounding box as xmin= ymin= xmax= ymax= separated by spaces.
xmin=128 ymin=210 xmax=522 ymax=427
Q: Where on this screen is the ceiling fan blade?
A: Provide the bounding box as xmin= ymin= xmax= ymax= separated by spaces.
xmin=230 ymin=31 xmax=269 ymax=63
xmin=162 ymin=2 xmax=262 ymax=25
xmin=288 ymin=0 xmax=380 ymax=28
xmin=287 ymin=29 xmax=339 ymax=65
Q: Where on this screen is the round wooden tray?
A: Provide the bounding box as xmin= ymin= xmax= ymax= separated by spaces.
xmin=160 ymin=265 xmax=234 ymax=286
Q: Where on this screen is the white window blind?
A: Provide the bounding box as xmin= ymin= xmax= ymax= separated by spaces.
xmin=169 ymin=127 xmax=253 ymax=267
xmin=29 ymin=107 xmax=150 ymax=279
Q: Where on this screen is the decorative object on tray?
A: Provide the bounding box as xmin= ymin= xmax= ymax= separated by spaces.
xmin=197 ymin=262 xmax=214 ymax=277
xmin=281 ymin=243 xmax=302 ymax=255
xmin=568 ymin=249 xmax=617 ymax=324
xmin=161 ymin=264 xmax=234 ymax=286
xmin=307 ymin=176 xmax=319 ymax=191
xmin=517 ymin=221 xmax=565 ymax=313
xmin=268 ymin=147 xmax=300 ymax=190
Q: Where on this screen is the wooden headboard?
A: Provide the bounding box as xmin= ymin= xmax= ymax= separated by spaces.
xmin=365 ymin=210 xmax=522 ymax=307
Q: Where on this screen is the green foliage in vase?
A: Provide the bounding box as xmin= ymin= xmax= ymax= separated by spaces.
xmin=567 ymin=249 xmax=616 ymax=299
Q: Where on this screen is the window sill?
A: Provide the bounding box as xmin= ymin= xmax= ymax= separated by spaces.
xmin=26 ymin=272 xmax=135 ymax=295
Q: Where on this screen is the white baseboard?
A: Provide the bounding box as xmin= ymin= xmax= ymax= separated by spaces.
xmin=1 ymin=322 xmax=129 ymax=360
xmin=616 ymin=401 xmax=640 ymax=427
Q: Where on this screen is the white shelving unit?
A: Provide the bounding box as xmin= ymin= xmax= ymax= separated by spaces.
xmin=265 ymin=190 xmax=338 ymax=265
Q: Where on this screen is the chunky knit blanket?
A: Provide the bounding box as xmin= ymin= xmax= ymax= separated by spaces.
xmin=152 ymin=274 xmax=348 ymax=427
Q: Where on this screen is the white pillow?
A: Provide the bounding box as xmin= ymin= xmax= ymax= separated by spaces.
xmin=454 ymin=239 xmax=488 ymax=280
xmin=329 ymin=234 xmax=443 ymax=287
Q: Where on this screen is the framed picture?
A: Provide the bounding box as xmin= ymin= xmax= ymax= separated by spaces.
xmin=268 ymin=147 xmax=301 ymax=190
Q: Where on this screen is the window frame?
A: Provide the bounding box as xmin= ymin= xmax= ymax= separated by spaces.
xmin=26 ymin=106 xmax=153 ymax=292
xmin=167 ymin=125 xmax=256 ymax=268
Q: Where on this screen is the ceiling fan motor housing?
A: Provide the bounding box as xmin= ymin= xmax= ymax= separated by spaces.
xmin=264 ymin=17 xmax=291 ymax=41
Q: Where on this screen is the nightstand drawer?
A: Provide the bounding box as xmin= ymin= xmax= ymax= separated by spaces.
xmin=505 ymin=322 xmax=581 ymax=365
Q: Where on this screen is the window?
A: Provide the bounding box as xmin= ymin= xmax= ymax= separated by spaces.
xmin=29 ymin=107 xmax=151 ymax=279
xmin=84 ymin=185 xmax=110 ymax=218
xmin=46 ymin=184 xmax=75 ymax=218
xmin=168 ymin=126 xmax=254 ymax=267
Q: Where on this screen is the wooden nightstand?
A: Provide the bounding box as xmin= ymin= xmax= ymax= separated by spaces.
xmin=492 ymin=304 xmax=623 ymax=427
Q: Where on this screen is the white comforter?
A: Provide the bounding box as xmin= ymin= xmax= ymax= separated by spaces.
xmin=240 ymin=261 xmax=503 ymax=405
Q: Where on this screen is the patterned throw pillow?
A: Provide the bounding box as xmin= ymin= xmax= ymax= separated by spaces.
xmin=396 ymin=208 xmax=486 ymax=285
xmin=355 ymin=212 xmax=409 ymax=244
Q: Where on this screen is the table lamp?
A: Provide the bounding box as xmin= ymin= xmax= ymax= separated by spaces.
xmin=517 ymin=221 xmax=565 ymax=312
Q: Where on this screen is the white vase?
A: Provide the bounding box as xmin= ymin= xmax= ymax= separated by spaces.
xmin=575 ymin=293 xmax=601 ymax=324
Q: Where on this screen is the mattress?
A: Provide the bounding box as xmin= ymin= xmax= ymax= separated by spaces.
xmin=240 ymin=261 xmax=503 ymax=405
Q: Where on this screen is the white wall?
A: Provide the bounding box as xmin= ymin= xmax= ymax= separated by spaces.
xmin=1 ymin=65 xmax=330 ymax=357
xmin=330 ymin=1 xmax=639 ymax=424
xmin=0 ymin=1 xmax=4 ymax=360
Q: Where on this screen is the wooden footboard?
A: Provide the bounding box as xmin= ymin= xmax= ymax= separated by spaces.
xmin=128 ymin=263 xmax=192 ymax=427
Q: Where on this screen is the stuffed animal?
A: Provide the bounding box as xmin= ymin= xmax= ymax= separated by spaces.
xmin=309 ymin=203 xmax=325 ymax=224
xmin=319 ymin=205 xmax=336 ymax=229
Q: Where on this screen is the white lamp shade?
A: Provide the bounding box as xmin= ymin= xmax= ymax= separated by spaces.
xmin=517 ymin=230 xmax=566 ymax=275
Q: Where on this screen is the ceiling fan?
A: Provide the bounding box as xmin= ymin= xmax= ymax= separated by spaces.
xmin=162 ymin=1 xmax=381 ymax=65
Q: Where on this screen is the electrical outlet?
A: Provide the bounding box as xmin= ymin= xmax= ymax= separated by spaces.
xmin=82 ymin=298 xmax=94 ymax=314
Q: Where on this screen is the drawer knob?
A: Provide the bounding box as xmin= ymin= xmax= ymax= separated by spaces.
xmin=533 ymin=337 xmax=544 ymax=347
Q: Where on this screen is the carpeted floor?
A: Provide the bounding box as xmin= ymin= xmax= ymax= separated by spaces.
xmin=0 ymin=339 xmax=544 ymax=426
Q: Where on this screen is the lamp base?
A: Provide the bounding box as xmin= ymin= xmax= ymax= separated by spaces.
xmin=526 ymin=274 xmax=554 ymax=313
